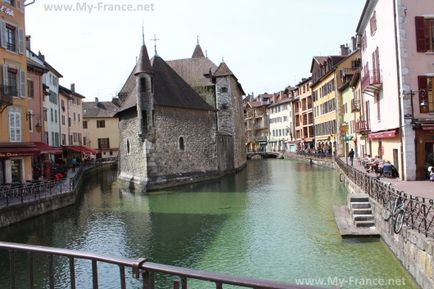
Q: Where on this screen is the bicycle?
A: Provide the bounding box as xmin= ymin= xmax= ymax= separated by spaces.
xmin=383 ymin=192 xmax=406 ymax=234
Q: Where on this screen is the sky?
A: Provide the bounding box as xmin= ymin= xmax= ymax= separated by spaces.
xmin=25 ymin=0 xmax=366 ymax=101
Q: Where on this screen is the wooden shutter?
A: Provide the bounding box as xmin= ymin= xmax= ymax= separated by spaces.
xmin=9 ymin=112 xmax=15 ymax=141
xmin=19 ymin=69 xmax=26 ymax=97
xmin=415 ymin=16 xmax=426 ymax=52
xmin=418 ymin=75 xmax=428 ymax=113
xmin=0 ymin=21 xmax=6 ymax=49
xmin=3 ymin=64 xmax=8 ymax=95
xmin=18 ymin=28 xmax=24 ymax=54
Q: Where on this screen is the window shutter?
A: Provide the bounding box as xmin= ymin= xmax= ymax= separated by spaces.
xmin=18 ymin=28 xmax=24 ymax=54
xmin=418 ymin=75 xmax=428 ymax=113
xmin=3 ymin=64 xmax=8 ymax=95
xmin=19 ymin=69 xmax=26 ymax=97
xmin=0 ymin=21 xmax=6 ymax=49
xmin=9 ymin=112 xmax=15 ymax=141
xmin=415 ymin=16 xmax=426 ymax=52
xmin=16 ymin=112 xmax=22 ymax=142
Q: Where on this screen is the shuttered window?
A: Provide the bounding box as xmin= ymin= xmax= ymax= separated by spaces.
xmin=415 ymin=17 xmax=434 ymax=52
xmin=9 ymin=111 xmax=22 ymax=142
xmin=418 ymin=76 xmax=434 ymax=113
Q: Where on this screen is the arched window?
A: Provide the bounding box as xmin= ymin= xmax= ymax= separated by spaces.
xmin=126 ymin=139 xmax=130 ymax=154
xmin=179 ymin=137 xmax=185 ymax=151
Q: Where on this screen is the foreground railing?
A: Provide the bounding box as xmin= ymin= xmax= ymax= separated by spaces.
xmin=335 ymin=158 xmax=434 ymax=238
xmin=0 ymin=241 xmax=333 ymax=289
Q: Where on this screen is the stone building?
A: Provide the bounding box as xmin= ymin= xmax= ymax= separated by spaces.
xmin=116 ymin=40 xmax=246 ymax=190
xmin=167 ymin=40 xmax=247 ymax=171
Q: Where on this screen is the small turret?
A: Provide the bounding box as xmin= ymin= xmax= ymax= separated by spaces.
xmin=192 ymin=36 xmax=205 ymax=58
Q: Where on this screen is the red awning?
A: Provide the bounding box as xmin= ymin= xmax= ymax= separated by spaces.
xmin=63 ymin=146 xmax=97 ymax=155
xmin=368 ymin=130 xmax=398 ymax=140
xmin=0 ymin=143 xmax=40 ymax=157
xmin=33 ymin=142 xmax=62 ymax=154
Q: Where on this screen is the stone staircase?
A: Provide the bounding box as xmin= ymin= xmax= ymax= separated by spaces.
xmin=349 ymin=195 xmax=375 ymax=228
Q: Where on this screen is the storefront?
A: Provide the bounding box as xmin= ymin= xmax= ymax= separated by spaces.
xmin=368 ymin=129 xmax=401 ymax=176
xmin=0 ymin=143 xmax=39 ymax=184
xmin=415 ymin=124 xmax=434 ymax=180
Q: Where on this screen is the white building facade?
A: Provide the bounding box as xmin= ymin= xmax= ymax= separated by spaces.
xmin=267 ymin=99 xmax=293 ymax=152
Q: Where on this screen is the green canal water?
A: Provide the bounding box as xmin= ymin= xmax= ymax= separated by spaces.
xmin=0 ymin=160 xmax=419 ymax=289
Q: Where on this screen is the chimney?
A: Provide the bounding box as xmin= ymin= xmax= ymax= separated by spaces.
xmin=95 ymin=97 xmax=99 ymax=104
xmin=351 ymin=36 xmax=357 ymax=51
xmin=70 ymin=83 xmax=75 ymax=93
xmin=340 ymin=44 xmax=349 ymax=56
xmin=112 ymin=97 xmax=121 ymax=107
xmin=38 ymin=51 xmax=45 ymax=61
xmin=26 ymin=35 xmax=31 ymax=50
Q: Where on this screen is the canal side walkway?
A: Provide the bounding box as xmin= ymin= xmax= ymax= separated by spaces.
xmin=0 ymin=160 xmax=116 ymax=209
xmin=285 ymin=152 xmax=433 ymax=200
xmin=341 ymin=157 xmax=433 ymax=200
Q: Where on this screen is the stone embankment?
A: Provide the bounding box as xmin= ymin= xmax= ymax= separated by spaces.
xmin=0 ymin=162 xmax=116 ymax=228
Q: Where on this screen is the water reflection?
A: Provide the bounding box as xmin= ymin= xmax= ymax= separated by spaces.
xmin=0 ymin=160 xmax=420 ymax=289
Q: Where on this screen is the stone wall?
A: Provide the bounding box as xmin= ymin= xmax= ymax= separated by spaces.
xmin=216 ymin=133 xmax=234 ymax=172
xmin=118 ymin=109 xmax=149 ymax=186
xmin=0 ymin=164 xmax=114 ymax=228
xmin=337 ymin=165 xmax=434 ymax=289
xmin=147 ymin=106 xmax=219 ymax=188
xmin=215 ymin=76 xmax=247 ymax=170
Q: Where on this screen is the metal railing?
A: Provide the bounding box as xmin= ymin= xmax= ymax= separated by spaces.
xmin=335 ymin=158 xmax=434 ymax=238
xmin=0 ymin=241 xmax=333 ymax=289
xmin=0 ymin=159 xmax=117 ymax=209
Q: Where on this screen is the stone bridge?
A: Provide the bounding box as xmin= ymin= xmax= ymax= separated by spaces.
xmin=246 ymin=152 xmax=284 ymax=160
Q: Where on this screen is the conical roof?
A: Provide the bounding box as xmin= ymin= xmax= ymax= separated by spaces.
xmin=214 ymin=61 xmax=234 ymax=77
xmin=134 ymin=44 xmax=152 ymax=75
xmin=192 ymin=44 xmax=205 ymax=58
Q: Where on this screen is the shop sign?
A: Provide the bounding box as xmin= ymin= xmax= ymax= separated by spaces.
xmin=0 ymin=152 xmax=19 ymax=157
xmin=0 ymin=5 xmax=14 ymax=17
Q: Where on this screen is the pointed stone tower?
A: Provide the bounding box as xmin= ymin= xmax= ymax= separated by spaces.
xmin=213 ymin=60 xmax=247 ymax=170
xmin=134 ymin=42 xmax=154 ymax=142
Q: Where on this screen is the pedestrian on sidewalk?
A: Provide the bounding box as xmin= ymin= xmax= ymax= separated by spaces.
xmin=348 ymin=148 xmax=355 ymax=167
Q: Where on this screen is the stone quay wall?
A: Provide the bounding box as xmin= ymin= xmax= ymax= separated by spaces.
xmin=336 ymin=165 xmax=434 ymax=289
xmin=0 ymin=163 xmax=115 ymax=229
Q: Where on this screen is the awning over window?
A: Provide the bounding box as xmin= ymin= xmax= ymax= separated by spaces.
xmin=63 ymin=146 xmax=97 ymax=155
xmin=368 ymin=129 xmax=398 ymax=140
xmin=0 ymin=143 xmax=40 ymax=157
xmin=33 ymin=142 xmax=62 ymax=154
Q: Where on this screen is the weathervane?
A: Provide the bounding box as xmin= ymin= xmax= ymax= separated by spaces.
xmin=151 ymin=34 xmax=160 ymax=55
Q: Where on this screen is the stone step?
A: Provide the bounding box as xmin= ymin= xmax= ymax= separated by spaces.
xmin=351 ymin=202 xmax=371 ymax=209
xmin=355 ymin=221 xmax=375 ymax=228
xmin=350 ymin=197 xmax=369 ymax=202
xmin=352 ymin=209 xmax=372 ymax=215
xmin=353 ymin=214 xmax=374 ymax=221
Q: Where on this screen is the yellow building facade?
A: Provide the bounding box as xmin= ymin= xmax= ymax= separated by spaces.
xmin=83 ymin=99 xmax=120 ymax=159
xmin=0 ymin=1 xmax=32 ymax=184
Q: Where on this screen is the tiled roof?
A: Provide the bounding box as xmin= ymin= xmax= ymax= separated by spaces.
xmin=117 ymin=48 xmax=215 ymax=115
xmin=166 ymin=57 xmax=217 ymax=88
xmin=83 ymin=101 xmax=120 ymax=118
xmin=59 ymin=85 xmax=86 ymax=99
xmin=214 ymin=62 xmax=234 ymax=77
xmin=192 ymin=44 xmax=205 ymax=58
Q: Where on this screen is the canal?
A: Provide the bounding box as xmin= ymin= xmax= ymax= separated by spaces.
xmin=0 ymin=159 xmax=419 ymax=289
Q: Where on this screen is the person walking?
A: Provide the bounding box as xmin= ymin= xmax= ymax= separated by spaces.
xmin=348 ymin=148 xmax=355 ymax=167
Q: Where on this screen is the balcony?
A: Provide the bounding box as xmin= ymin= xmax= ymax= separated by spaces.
xmin=351 ymin=98 xmax=361 ymax=112
xmin=355 ymin=120 xmax=370 ymax=134
xmin=0 ymin=85 xmax=17 ymax=112
xmin=361 ymin=69 xmax=382 ymax=94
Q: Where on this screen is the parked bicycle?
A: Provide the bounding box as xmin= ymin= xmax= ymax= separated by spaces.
xmin=383 ymin=190 xmax=406 ymax=234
